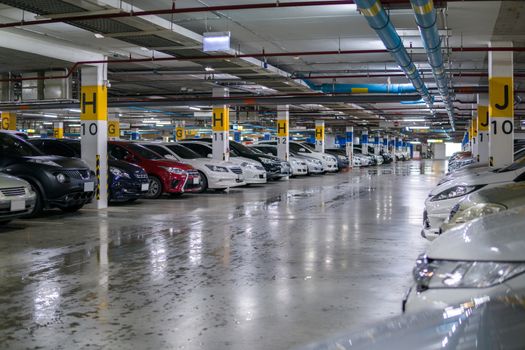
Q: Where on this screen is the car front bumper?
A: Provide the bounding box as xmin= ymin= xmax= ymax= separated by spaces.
xmin=207 ymin=172 xmax=245 ymax=189
xmin=0 ymin=193 xmax=36 ymax=220
xmin=110 ymin=177 xmax=149 ymax=202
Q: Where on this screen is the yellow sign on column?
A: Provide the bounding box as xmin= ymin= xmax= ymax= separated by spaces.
xmin=477 ymin=106 xmax=489 ymax=131
xmin=175 ymin=127 xmax=185 ymax=141
xmin=54 ymin=127 xmax=64 ymax=139
xmin=489 ymin=77 xmax=514 ymax=118
xmin=81 ymin=85 xmax=108 ymax=121
xmin=212 ymin=107 xmax=229 ymax=132
xmin=277 ymin=119 xmax=288 ymax=137
xmin=315 ymin=125 xmax=325 ymax=142
xmin=108 ymin=120 xmax=120 ymax=138
xmin=1 ymin=112 xmax=16 ymax=130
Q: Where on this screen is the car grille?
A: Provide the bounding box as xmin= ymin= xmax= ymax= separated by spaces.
xmin=186 ymin=169 xmax=200 ymax=177
xmin=423 ymin=210 xmax=430 ymax=229
xmin=134 ymin=171 xmax=148 ymax=180
xmin=62 ymin=169 xmax=91 ymax=180
xmin=0 ymin=187 xmax=25 ymax=197
xmin=230 ymin=167 xmax=243 ymax=175
xmin=255 ymin=166 xmax=265 ymax=171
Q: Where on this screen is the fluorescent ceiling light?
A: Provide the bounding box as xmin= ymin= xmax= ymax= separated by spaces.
xmin=189 ymin=106 xmax=201 ymax=111
xmin=43 ymin=122 xmax=53 ymax=125
xmin=43 ymin=114 xmax=57 ymax=118
xmin=407 ymin=126 xmax=430 ymax=130
xmin=142 ymin=119 xmax=160 ymax=124
xmin=94 ymin=33 xmax=104 ymax=39
xmin=404 ymin=118 xmax=426 ymax=122
xmin=68 ymin=124 xmax=81 ymax=127
xmin=203 ymin=32 xmax=231 ymax=52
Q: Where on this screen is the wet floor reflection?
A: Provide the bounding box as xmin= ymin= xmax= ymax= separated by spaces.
xmin=0 ymin=160 xmax=446 ymax=349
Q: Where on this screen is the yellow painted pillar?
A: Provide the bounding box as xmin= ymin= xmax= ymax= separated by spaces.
xmin=53 ymin=122 xmax=64 ymax=139
xmin=1 ymin=112 xmax=16 ymax=130
xmin=212 ymin=88 xmax=230 ymax=161
xmin=477 ymin=94 xmax=489 ymax=163
xmin=108 ymin=119 xmax=120 ymax=140
xmin=276 ymin=105 xmax=289 ymax=161
xmin=315 ymin=120 xmax=325 ymax=152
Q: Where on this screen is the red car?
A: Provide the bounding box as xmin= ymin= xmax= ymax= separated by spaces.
xmin=108 ymin=141 xmax=202 ymax=198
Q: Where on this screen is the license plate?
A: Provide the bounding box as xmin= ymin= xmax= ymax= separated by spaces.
xmin=84 ymin=182 xmax=94 ymax=192
xmin=10 ymin=200 xmax=25 ymax=212
xmin=193 ymin=177 xmax=200 ymax=185
xmin=141 ymin=183 xmax=149 ymax=191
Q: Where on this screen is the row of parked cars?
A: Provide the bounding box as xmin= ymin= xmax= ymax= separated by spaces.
xmin=0 ymin=132 xmax=400 ymax=225
xmin=401 ymin=143 xmax=525 ymax=314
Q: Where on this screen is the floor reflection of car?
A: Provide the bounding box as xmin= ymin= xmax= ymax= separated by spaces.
xmin=108 ymin=141 xmax=201 ymax=199
xmin=29 ymin=138 xmax=149 ymax=203
xmin=179 ymin=140 xmax=267 ymax=184
xmin=0 ymin=173 xmax=36 ymax=224
xmin=404 ymin=205 xmax=525 ymax=313
xmin=301 ymin=298 xmax=525 ymax=350
xmin=140 ymin=142 xmax=245 ymax=192
xmin=0 ymin=131 xmax=96 ymax=216
xmin=422 ymin=156 xmax=525 ymax=240
xmin=249 ymin=144 xmax=308 ymax=176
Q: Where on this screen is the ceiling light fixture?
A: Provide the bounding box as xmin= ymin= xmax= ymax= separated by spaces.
xmin=189 ymin=107 xmax=201 ymax=111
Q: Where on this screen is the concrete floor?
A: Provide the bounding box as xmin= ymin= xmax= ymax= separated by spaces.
xmin=0 ymin=160 xmax=444 ymax=350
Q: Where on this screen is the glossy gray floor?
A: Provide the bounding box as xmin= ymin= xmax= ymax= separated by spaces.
xmin=0 ymin=160 xmax=443 ymax=350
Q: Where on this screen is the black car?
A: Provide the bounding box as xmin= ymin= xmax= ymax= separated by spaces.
xmin=186 ymin=138 xmax=289 ymax=180
xmin=324 ymin=148 xmax=350 ymax=169
xmin=0 ymin=132 xmax=96 ymax=216
xmin=29 ymin=138 xmax=150 ymax=202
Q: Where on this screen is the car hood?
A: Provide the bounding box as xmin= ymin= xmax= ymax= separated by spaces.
xmin=428 ymin=206 xmax=525 ymax=261
xmin=0 ymin=173 xmax=30 ymax=188
xmin=228 ymin=156 xmax=262 ymax=167
xmin=464 ymin=181 xmax=525 ymax=208
xmin=109 ymin=159 xmax=145 ymax=173
xmin=22 ymin=155 xmax=89 ymax=169
xmin=177 ymin=158 xmax=231 ymax=168
xmin=149 ymin=159 xmax=194 ymax=170
xmin=430 ymin=168 xmax=521 ymax=196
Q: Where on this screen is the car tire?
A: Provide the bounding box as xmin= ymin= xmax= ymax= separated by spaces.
xmin=61 ymin=204 xmax=84 ymax=213
xmin=198 ymin=171 xmax=208 ymax=193
xmin=145 ymin=175 xmax=163 ymax=199
xmin=22 ymin=181 xmax=43 ymax=218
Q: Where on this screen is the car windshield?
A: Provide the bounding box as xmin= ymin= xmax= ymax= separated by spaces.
xmin=166 ymin=144 xmax=201 ymax=159
xmin=289 ymin=142 xmax=310 ymax=153
xmin=128 ymin=144 xmax=163 ymax=160
xmin=250 ymin=147 xmax=264 ymax=154
xmin=63 ymin=141 xmax=81 ymax=155
xmin=230 ymin=141 xmax=255 ymax=155
xmin=0 ymin=133 xmax=42 ymax=156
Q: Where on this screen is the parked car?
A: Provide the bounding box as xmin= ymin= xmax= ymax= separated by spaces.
xmin=0 ymin=173 xmax=36 ymax=224
xmin=404 ymin=205 xmax=525 ymax=313
xmin=29 ymin=138 xmax=149 ymax=202
xmin=440 ymin=181 xmax=525 ymax=234
xmin=0 ymin=131 xmax=96 ymax=216
xmin=186 ymin=138 xmax=290 ymax=180
xmin=108 ymin=141 xmax=201 ymax=199
xmin=249 ymin=144 xmax=308 ymax=176
xmin=260 ymin=140 xmax=338 ymax=172
xmin=422 ymin=156 xmax=525 ymax=240
xmin=179 ymin=141 xmax=267 ymax=184
xmin=302 ymin=298 xmax=525 ymax=350
xmin=140 ymin=142 xmax=245 ymax=192
xmin=324 ymin=148 xmax=350 ymax=169
xmin=354 ymin=152 xmax=372 ymax=167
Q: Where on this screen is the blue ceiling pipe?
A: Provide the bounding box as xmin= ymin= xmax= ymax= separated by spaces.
xmin=353 ymin=0 xmax=433 ymax=108
xmin=303 ymin=80 xmax=417 ymax=94
xmin=410 ymin=0 xmax=455 ymax=131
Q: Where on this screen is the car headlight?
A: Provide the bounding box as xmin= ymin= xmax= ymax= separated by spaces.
xmin=322 ymin=155 xmax=329 ymax=161
xmin=160 ymin=166 xmax=186 ymax=174
xmin=451 ymin=203 xmax=507 ymax=224
xmin=28 ymin=159 xmax=62 ymax=167
xmin=110 ymin=166 xmax=131 ymax=178
xmin=337 ymin=155 xmax=346 ymax=160
xmin=291 ymin=159 xmax=299 ymax=165
xmin=205 ymin=164 xmax=228 ymax=172
xmin=413 ymin=254 xmax=525 ymax=290
xmin=259 ymin=157 xmax=272 ymax=164
xmin=56 ymin=173 xmax=67 ymax=183
xmin=431 ymin=185 xmax=485 ymax=202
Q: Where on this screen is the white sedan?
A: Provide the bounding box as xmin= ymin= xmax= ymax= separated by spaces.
xmin=179 ymin=141 xmax=267 ymax=184
xmin=140 ymin=142 xmax=245 ymax=191
xmin=260 ymin=140 xmax=338 ymax=172
xmin=248 ymin=144 xmax=308 ymax=176
xmin=422 ymin=157 xmax=525 ymax=240
xmin=404 ymin=205 xmax=525 ymax=313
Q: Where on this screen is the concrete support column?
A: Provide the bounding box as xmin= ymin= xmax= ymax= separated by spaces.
xmin=53 ymin=122 xmax=64 ymax=139
xmin=477 ymin=94 xmax=489 ymax=163
xmin=108 ymin=117 xmax=120 ymax=140
xmin=80 ymin=63 xmax=108 ymax=209
xmin=212 ymin=87 xmax=230 ymax=161
xmin=471 ymin=109 xmax=479 ymax=161
xmin=361 ymin=129 xmax=369 ymax=155
xmin=175 ymin=121 xmax=185 ymax=141
xmin=277 ymin=105 xmax=289 ymax=161
xmin=315 ymin=120 xmax=325 ymax=152
xmin=489 ymin=42 xmax=514 ymax=168
xmin=1 ymin=112 xmax=16 ymax=130
xmin=382 ymin=135 xmax=388 ymax=154
xmin=346 ymin=127 xmax=354 ymax=168
xmin=233 ymin=131 xmax=241 ymax=143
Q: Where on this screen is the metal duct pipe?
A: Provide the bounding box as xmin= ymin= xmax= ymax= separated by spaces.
xmin=0 ymin=94 xmax=422 ymax=111
xmin=353 ymin=0 xmax=433 ymax=107
xmin=410 ymin=0 xmax=455 ymax=130
xmin=303 ymin=80 xmax=417 ymax=94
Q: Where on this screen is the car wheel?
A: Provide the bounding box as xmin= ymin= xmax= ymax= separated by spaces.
xmin=145 ymin=175 xmax=163 ymax=199
xmin=22 ymin=181 xmax=43 ymax=218
xmin=198 ymin=171 xmax=208 ymax=193
xmin=61 ymin=204 xmax=84 ymax=213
